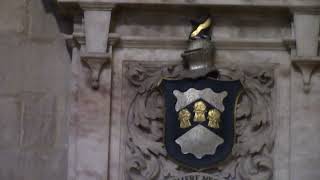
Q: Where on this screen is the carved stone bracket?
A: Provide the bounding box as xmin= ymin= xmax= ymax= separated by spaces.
xmin=80 ymin=34 xmax=119 ymax=89
xmin=77 ymin=3 xmax=116 ymax=89
xmin=292 ymin=57 xmax=320 ymax=93
xmin=287 ymin=8 xmax=320 ymax=93
xmin=80 ymin=52 xmax=110 ymax=89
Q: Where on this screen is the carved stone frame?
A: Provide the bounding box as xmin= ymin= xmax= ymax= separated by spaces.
xmin=121 ymin=60 xmax=275 ymax=180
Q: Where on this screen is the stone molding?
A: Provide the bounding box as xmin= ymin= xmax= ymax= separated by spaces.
xmin=116 ymin=36 xmax=286 ymax=51
xmin=283 ymin=38 xmax=320 ymax=52
xmin=72 ymin=32 xmax=286 ymax=51
xmin=58 ymin=0 xmax=320 ymax=7
xmin=79 ymin=2 xmax=115 ymax=11
xmin=291 ymin=7 xmax=320 ymax=15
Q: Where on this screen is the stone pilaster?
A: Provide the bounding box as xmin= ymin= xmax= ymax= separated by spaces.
xmin=290 ymin=7 xmax=320 ymax=180
xmin=68 ymin=3 xmax=117 ymax=180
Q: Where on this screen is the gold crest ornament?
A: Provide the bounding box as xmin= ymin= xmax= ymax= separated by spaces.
xmin=193 ymin=101 xmax=207 ymax=122
xmin=178 ymin=109 xmax=192 ymax=128
xmin=190 ymin=17 xmax=212 ymax=38
xmin=208 ymin=109 xmax=221 ymax=129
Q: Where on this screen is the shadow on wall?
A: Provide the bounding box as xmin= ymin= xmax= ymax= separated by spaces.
xmin=41 ymin=0 xmax=76 ymax=57
xmin=41 ymin=0 xmax=74 ymax=35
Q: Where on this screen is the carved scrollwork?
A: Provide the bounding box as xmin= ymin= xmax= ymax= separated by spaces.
xmin=123 ymin=61 xmax=275 ymax=180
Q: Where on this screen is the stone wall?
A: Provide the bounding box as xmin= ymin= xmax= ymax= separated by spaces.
xmin=1 ymin=1 xmax=320 ymax=180
xmin=0 ymin=0 xmax=70 ymax=180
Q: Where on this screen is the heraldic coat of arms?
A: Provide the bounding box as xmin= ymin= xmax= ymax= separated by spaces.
xmin=161 ymin=15 xmax=243 ymax=170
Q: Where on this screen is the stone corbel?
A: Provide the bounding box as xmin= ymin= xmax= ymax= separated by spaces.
xmin=80 ymin=35 xmax=119 ymax=89
xmin=289 ymin=8 xmax=320 ymax=93
xmin=80 ymin=52 xmax=110 ymax=89
xmin=292 ymin=57 xmax=320 ymax=93
xmin=79 ymin=3 xmax=116 ymax=89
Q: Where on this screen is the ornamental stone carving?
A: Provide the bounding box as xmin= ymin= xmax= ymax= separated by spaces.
xmin=122 ymin=61 xmax=275 ymax=180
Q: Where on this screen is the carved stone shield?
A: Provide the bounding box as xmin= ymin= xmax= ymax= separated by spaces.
xmin=162 ymin=78 xmax=242 ymax=170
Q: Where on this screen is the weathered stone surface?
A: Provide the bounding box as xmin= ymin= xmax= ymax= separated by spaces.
xmin=0 ymin=148 xmax=67 ymax=180
xmin=0 ymin=149 xmax=22 ymax=180
xmin=290 ymin=69 xmax=320 ymax=180
xmin=273 ymin=61 xmax=291 ymax=180
xmin=0 ymin=37 xmax=24 ymax=94
xmin=27 ymin=0 xmax=60 ymax=40
xmin=113 ymin=8 xmax=289 ymax=39
xmin=293 ymin=13 xmax=320 ymax=56
xmin=0 ymin=1 xmax=70 ymax=180
xmin=0 ymin=96 xmax=21 ymax=147
xmin=21 ymin=149 xmax=68 ymax=180
xmin=0 ymin=0 xmax=26 ymax=33
xmin=21 ymin=92 xmax=57 ymax=147
xmin=83 ymin=10 xmax=112 ymax=52
xmin=21 ymin=41 xmax=70 ymax=93
xmin=69 ymin=47 xmax=111 ymax=180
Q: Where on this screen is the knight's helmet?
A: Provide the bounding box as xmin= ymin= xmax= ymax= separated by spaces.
xmin=181 ymin=15 xmax=216 ymax=73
